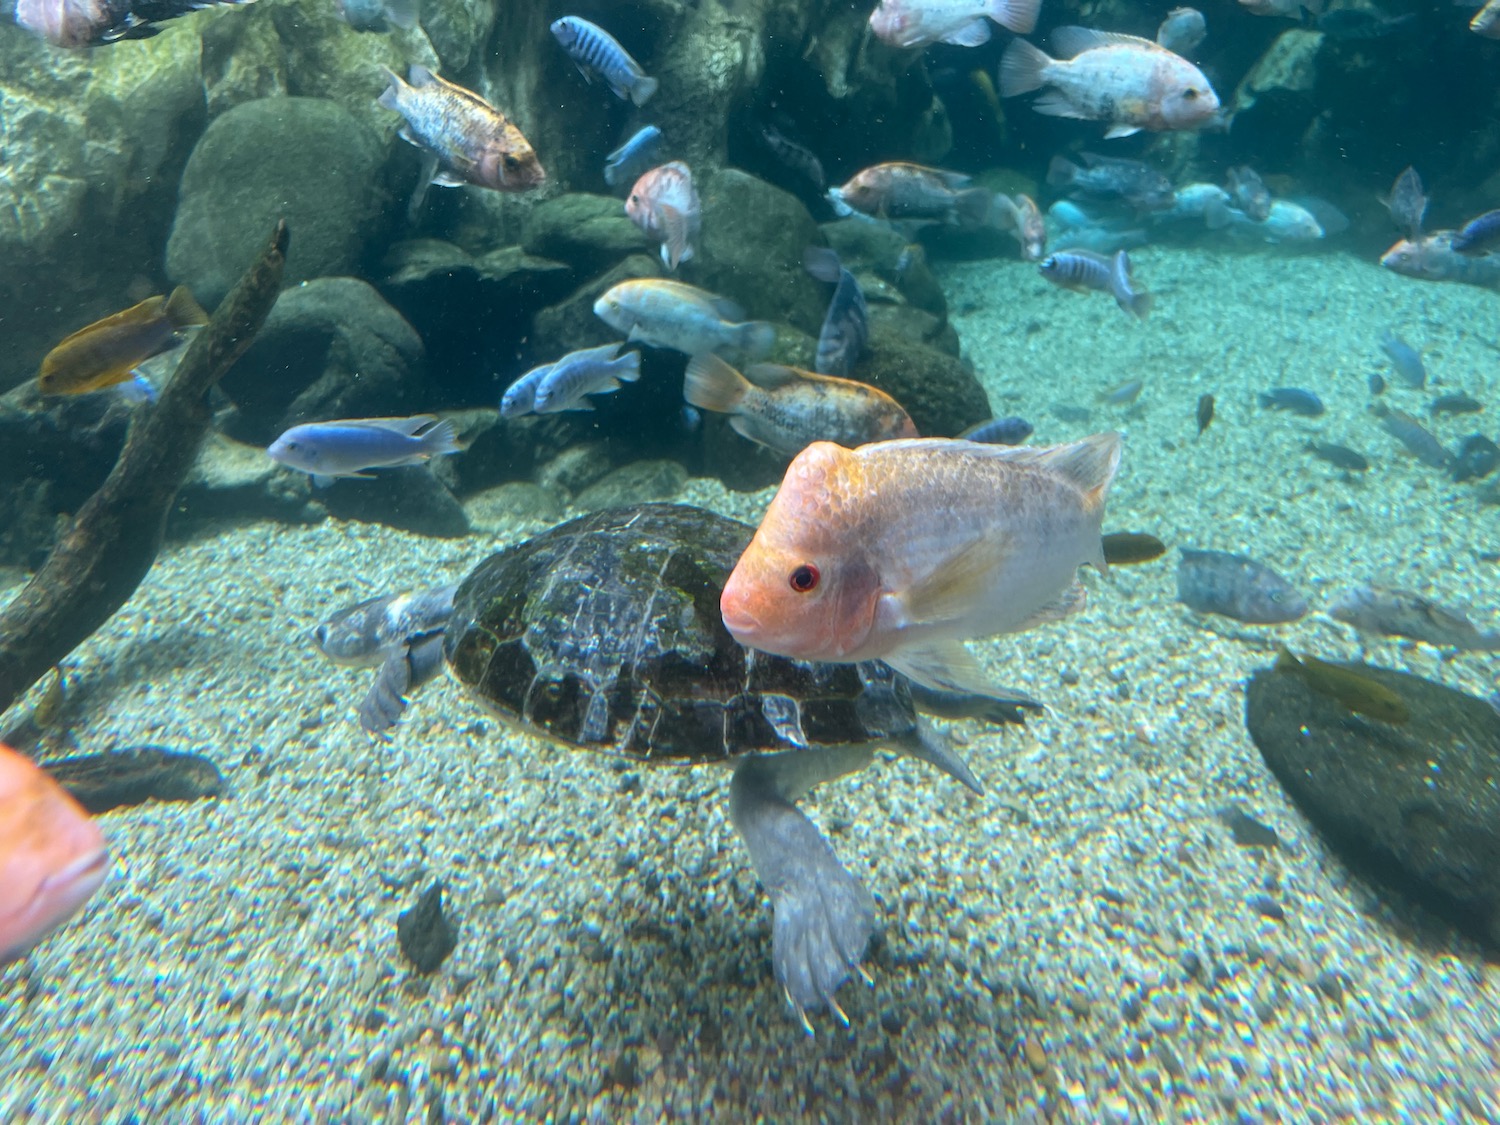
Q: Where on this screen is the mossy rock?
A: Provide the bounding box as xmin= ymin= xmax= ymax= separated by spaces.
xmin=521 ymin=193 xmax=649 ymax=273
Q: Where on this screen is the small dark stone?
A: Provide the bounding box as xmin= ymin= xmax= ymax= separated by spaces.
xmin=1179 ymin=950 xmax=1203 ymax=979
xmin=879 ymin=1010 xmax=904 ymax=1035
xmin=42 ymin=747 xmax=224 ymax=814
xmin=607 ymin=1049 xmax=640 ymax=1090
xmin=1314 ymin=969 xmax=1348 ymax=1003
xmin=1121 ymin=992 xmax=1143 ymax=1022
xmin=1218 ymin=806 xmax=1282 ymax=849
xmin=397 ymin=882 xmax=458 ymax=974
xmin=1248 ymin=894 xmax=1285 ymax=922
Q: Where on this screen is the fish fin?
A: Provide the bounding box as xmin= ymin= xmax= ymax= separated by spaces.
xmin=727 ymin=415 xmax=768 ymax=446
xmin=1202 ymin=197 xmax=1232 ymax=229
xmin=803 ymin=246 xmax=842 ymax=283
xmin=942 ymin=18 xmax=992 ymax=47
xmin=312 ymin=474 xmax=338 ymax=488
xmin=407 ymin=152 xmax=440 ymax=222
xmin=708 ymin=294 xmax=748 ymax=322
xmin=1031 ymin=92 xmax=1092 ymax=120
xmin=954 ymin=187 xmax=994 ymax=228
xmin=377 ymin=66 xmax=406 ymax=112
xmin=1051 ymin=26 xmax=1156 ymax=56
xmin=383 ymin=0 xmax=419 ymax=29
xmin=408 ymin=63 xmax=437 ymax=86
xmin=684 ymin=354 xmax=752 ymax=414
xmin=116 ymin=372 xmax=158 ymax=404
xmin=164 ymin=285 xmax=210 ymax=328
xmin=737 ymin=321 xmax=778 ymax=361
xmin=416 ymin=417 xmax=460 ymax=455
xmin=1031 ymin=431 xmax=1123 ymax=517
xmin=998 ymin=37 xmax=1052 ymax=97
xmin=742 ymin=363 xmax=801 ymax=389
xmin=659 ymin=204 xmax=689 ymax=270
xmin=885 ymin=641 xmax=1005 ymax=699
xmin=361 ymin=415 xmax=440 ymax=436
xmin=988 ymin=0 xmax=1040 ymax=35
xmin=896 ymin=536 xmax=1012 ymax=627
xmin=1103 ymin=123 xmax=1143 ymax=139
xmin=613 ymin=350 xmax=642 ymax=382
xmin=826 ymin=189 xmax=856 ymax=218
xmin=629 ymin=76 xmax=660 ymax=107
xmin=1046 ymin=155 xmax=1079 ymax=188
xmin=431 ymin=170 xmax=467 ymax=187
xmin=1013 ymin=578 xmax=1088 ymax=630
xmin=894 ymin=717 xmax=983 ymax=795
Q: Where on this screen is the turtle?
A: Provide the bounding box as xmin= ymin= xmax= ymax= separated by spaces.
xmin=316 ymin=503 xmax=1039 ymax=1028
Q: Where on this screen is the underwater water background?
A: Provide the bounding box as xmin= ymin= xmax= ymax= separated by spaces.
xmin=2 ymin=0 xmax=1500 ymax=1119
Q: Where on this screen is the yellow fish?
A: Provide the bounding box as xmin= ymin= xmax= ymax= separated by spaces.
xmin=721 ymin=432 xmax=1122 ymax=697
xmin=1275 ymin=648 xmax=1410 ymax=725
xmin=38 ymin=286 xmax=208 ymax=397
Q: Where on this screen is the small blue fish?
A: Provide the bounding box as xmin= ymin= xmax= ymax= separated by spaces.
xmin=268 ymin=415 xmax=460 ymax=487
xmin=803 ymin=247 xmax=868 ymax=377
xmin=1039 ymin=249 xmax=1152 ymax=320
xmin=533 ymin=343 xmax=642 ymax=413
xmin=1257 ymin=388 xmax=1324 ymax=417
xmin=603 ymin=125 xmax=665 ymax=189
xmin=550 ymin=17 xmax=659 ymax=107
xmin=501 ymin=362 xmax=553 ymax=419
xmin=1452 ymin=209 xmax=1500 ymax=256
xmin=1375 ymin=405 xmax=1452 ymax=471
xmin=960 ymin=416 xmax=1034 ymax=445
xmin=1378 ymin=330 xmax=1425 ymax=389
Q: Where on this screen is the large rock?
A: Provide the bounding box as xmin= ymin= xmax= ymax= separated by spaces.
xmin=1247 ymin=658 xmax=1500 ymax=949
xmin=520 ymin=194 xmax=649 ymax=274
xmin=167 ymin=97 xmax=387 ymax=309
xmin=856 ymin=315 xmax=988 ymax=438
xmin=218 ymin=278 xmax=426 ymax=442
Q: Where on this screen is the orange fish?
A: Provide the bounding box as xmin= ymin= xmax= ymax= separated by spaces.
xmin=38 ymin=286 xmax=208 ymax=397
xmin=0 ymin=741 xmax=108 ymax=965
xmin=720 ymin=432 xmax=1122 ymax=696
xmin=625 ymin=161 xmax=701 ymax=270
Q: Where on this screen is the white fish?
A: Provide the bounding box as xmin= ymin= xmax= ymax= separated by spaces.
xmin=533 ymin=343 xmax=642 ymax=413
xmin=593 ymin=279 xmax=776 ymax=360
xmin=868 ymin=0 xmax=1040 ymax=48
xmin=267 ymin=415 xmax=460 ymax=487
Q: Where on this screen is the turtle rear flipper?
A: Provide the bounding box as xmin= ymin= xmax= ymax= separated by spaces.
xmin=730 ymin=748 xmax=877 ymax=1033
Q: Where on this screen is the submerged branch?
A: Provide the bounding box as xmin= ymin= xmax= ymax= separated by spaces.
xmin=0 ymin=220 xmax=289 ymax=716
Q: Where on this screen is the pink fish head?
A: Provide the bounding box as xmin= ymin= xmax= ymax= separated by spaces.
xmin=1156 ymin=61 xmax=1220 ymax=129
xmin=1380 ymin=237 xmax=1437 ymax=278
xmin=16 ymin=0 xmax=110 ymax=46
xmin=0 ymin=742 xmax=107 ymax=965
xmin=868 ymin=2 xmax=917 ymax=47
xmin=721 ymin=443 xmax=884 ymax=662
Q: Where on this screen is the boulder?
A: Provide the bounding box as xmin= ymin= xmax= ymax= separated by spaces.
xmin=167 ymin=97 xmax=387 ymax=309
xmin=1247 ymin=657 xmax=1500 ymax=949
xmin=218 ymin=278 xmax=426 ymax=442
xmin=520 ymin=194 xmax=649 ymax=274
xmin=857 ymin=315 xmax=988 ymax=438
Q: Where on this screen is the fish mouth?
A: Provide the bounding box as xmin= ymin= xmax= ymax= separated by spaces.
xmin=43 ymin=848 xmax=108 ymax=902
xmin=719 ymin=596 xmax=760 ymax=642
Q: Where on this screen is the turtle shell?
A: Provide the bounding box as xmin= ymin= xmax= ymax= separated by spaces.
xmin=444 ymin=503 xmax=921 ymax=764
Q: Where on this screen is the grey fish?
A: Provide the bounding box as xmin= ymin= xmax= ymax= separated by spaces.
xmin=1226 ymin=166 xmax=1272 ymax=222
xmin=1428 ymin=392 xmax=1482 ymax=416
xmin=1196 ymin=393 xmax=1215 ymax=436
xmin=313 ymin=586 xmax=458 ymax=667
xmin=1330 ymin=583 xmax=1500 ymax=650
xmin=550 ymin=16 xmax=659 ymax=106
xmin=1176 ymin=548 xmax=1308 ymax=624
xmin=337 ymin=0 xmax=417 ymax=31
xmin=1383 ymin=166 xmax=1427 ymax=239
xmin=1257 ymin=387 xmax=1324 ymax=417
xmin=1038 ymin=249 xmax=1152 ymax=320
xmin=803 ymin=247 xmax=869 ymax=377
xmin=1046 ymin=153 xmax=1174 ymax=212
xmin=904 ymin=680 xmax=1042 ymax=726
xmin=758 ymin=123 xmax=826 ymax=190
xmin=1098 ymin=378 xmax=1144 ymax=405
xmin=1451 ymin=208 xmax=1500 ymax=255
xmin=1155 ymin=6 xmax=1206 ymax=54
xmin=1374 ymin=404 xmax=1453 ymax=470
xmin=1452 ymin=434 xmax=1499 ymax=483
xmin=960 ymin=416 xmax=1034 ymax=445
xmin=1317 ymin=7 xmax=1414 ymax=38
xmin=533 ymin=343 xmax=642 ymax=414
xmin=1305 ymin=441 xmax=1369 ymax=472
xmin=603 ymin=125 xmax=666 ymax=189
xmin=1378 ymin=330 xmax=1425 ymax=389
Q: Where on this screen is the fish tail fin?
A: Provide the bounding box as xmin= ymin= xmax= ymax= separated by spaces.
xmin=1127 ymin=290 xmax=1153 ymax=320
xmin=1203 ymin=197 xmax=1232 ymax=229
xmin=417 ymin=417 xmax=460 ymax=457
xmin=954 ymin=187 xmax=994 ymax=229
xmin=377 ymin=66 xmax=406 ymax=112
xmin=987 ymin=0 xmax=1040 ymax=34
xmin=630 ymin=76 xmax=660 ymax=107
xmin=384 ymin=0 xmax=419 ymax=28
xmin=1274 ymin=645 xmax=1300 ymax=672
xmin=1111 ymin=251 xmax=1151 ymax=321
xmin=826 ymin=188 xmax=855 ymax=217
xmin=738 ymin=321 xmax=777 ymax=361
xmin=803 ymin=246 xmax=842 ymax=283
xmin=684 ymin=354 xmax=752 ymax=415
xmin=612 ymin=349 xmax=642 ymax=382
xmin=998 ymin=37 xmax=1052 ymax=98
xmin=164 ymin=285 xmax=210 ymax=328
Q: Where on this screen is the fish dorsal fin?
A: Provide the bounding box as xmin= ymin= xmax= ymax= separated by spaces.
xmin=885 ymin=640 xmax=1002 ymax=699
xmin=1052 ymin=26 xmax=1158 ymax=57
xmin=742 ymin=363 xmax=803 ymax=389
xmin=164 ymin=286 xmax=209 ymax=328
xmin=894 ymin=535 xmax=1011 ymax=627
xmin=359 ymin=415 xmax=441 ymax=436
xmin=936 ymin=170 xmax=973 ymax=189
xmin=970 ymin=431 xmax=1122 ymax=509
xmin=1013 ymin=578 xmax=1088 ymax=630
xmin=708 ymin=294 xmax=747 ymax=323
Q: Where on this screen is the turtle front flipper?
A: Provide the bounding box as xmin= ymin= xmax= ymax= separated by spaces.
xmin=729 ymin=747 xmax=876 ymax=1033
xmin=359 ymin=631 xmax=447 ymax=735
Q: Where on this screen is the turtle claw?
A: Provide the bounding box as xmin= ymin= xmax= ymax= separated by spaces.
xmin=767 ymin=843 xmax=876 ymax=1028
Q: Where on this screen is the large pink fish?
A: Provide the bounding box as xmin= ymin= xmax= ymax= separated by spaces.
xmin=720 ymin=433 xmax=1122 ymax=696
xmin=1000 ymin=26 xmax=1219 ymax=138
xmin=868 ymin=0 xmax=1040 ymax=48
xmin=0 ymin=742 xmax=107 ymax=965
xmin=625 ymin=162 xmax=701 ymax=270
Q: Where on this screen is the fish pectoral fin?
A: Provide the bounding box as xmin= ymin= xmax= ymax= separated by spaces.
xmin=363 ymin=415 xmax=441 ymax=436
xmin=1030 ymin=92 xmax=1091 ymax=120
xmin=1013 ymin=578 xmax=1088 ymax=630
xmin=897 ymin=536 xmax=1011 ymax=627
xmin=943 ymin=18 xmax=992 ymax=46
xmin=431 ymin=170 xmax=467 ymax=187
xmin=1103 ymin=124 xmax=1143 ymax=139
xmin=311 ymin=473 xmax=339 ymax=488
xmin=886 ymin=641 xmax=1002 ymax=699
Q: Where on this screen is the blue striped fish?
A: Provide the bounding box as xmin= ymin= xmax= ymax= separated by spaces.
xmin=550 ymin=17 xmax=659 ymax=106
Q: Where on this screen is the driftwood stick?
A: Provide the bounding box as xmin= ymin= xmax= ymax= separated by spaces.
xmin=0 ymin=221 xmax=289 ymax=715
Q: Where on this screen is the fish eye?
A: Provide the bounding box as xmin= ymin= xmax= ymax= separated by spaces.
xmin=503 ymin=154 xmax=520 ymax=170
xmin=287 ymin=441 xmax=300 ymax=450
xmin=1182 ymin=88 xmax=1200 ymax=100
xmin=788 ymin=564 xmax=820 ymax=593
